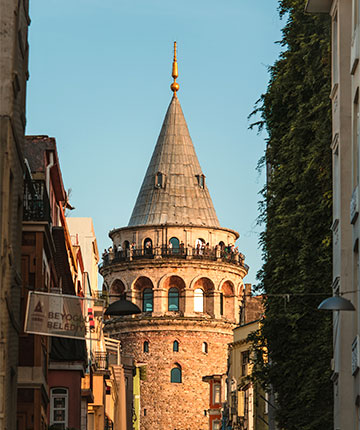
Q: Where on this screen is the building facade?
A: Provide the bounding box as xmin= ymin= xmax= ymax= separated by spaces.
xmin=0 ymin=0 xmax=30 ymax=427
xmin=100 ymin=46 xmax=249 ymax=430
xmin=306 ymin=0 xmax=359 ymax=428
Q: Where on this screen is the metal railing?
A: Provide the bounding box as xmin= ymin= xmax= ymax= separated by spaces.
xmin=93 ymin=351 xmax=108 ymax=371
xmin=23 ymin=179 xmax=51 ymax=223
xmin=100 ymin=246 xmax=249 ymax=271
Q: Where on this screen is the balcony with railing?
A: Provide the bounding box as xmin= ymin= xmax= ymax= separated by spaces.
xmin=23 ymin=179 xmax=51 ymax=223
xmin=92 ymin=351 xmax=109 ymax=372
xmin=99 ymin=246 xmax=249 ymax=271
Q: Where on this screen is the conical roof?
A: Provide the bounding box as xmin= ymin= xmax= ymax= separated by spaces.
xmin=128 ymin=95 xmax=220 ymax=227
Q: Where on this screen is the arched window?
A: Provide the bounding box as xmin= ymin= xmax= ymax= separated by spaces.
xmin=50 ymin=387 xmax=68 ymax=428
xmin=169 ymin=237 xmax=179 ymax=248
xmin=194 ymin=288 xmax=204 ymax=312
xmin=170 ymin=365 xmax=182 ymax=383
xmin=143 ymin=288 xmax=153 ymax=312
xmin=202 ymin=342 xmax=208 ymax=354
xmin=168 ymin=287 xmax=179 ymax=311
xmin=144 ymin=238 xmax=153 ymax=251
xmin=173 ymin=340 xmax=179 ymax=352
xmin=143 ymin=341 xmax=149 ymax=353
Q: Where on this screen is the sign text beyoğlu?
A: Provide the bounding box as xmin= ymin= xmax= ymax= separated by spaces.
xmin=24 ymin=291 xmax=104 ymax=340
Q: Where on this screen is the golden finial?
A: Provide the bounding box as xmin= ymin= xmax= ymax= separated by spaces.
xmin=170 ymin=41 xmax=180 ymax=96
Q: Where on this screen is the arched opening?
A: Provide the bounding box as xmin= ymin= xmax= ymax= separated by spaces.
xmin=110 ymin=279 xmax=126 ymax=304
xmin=142 ymin=288 xmax=153 ymax=312
xmin=168 ymin=288 xmax=179 ymax=311
xmin=163 ymin=275 xmax=186 ymax=313
xmin=170 ymin=364 xmax=182 ymax=383
xmin=194 ymin=288 xmax=204 ymax=312
xmin=219 ymin=241 xmax=225 ymax=250
xmin=221 ymin=281 xmax=235 ymax=321
xmin=143 ymin=341 xmax=149 ymax=353
xmin=195 ymin=238 xmax=205 ymax=256
xmin=193 ymin=277 xmax=215 ymax=316
xmin=144 ymin=238 xmax=153 ymax=254
xmin=123 ymin=240 xmax=130 ymax=250
xmin=173 ymin=340 xmax=179 ymax=352
xmin=169 ymin=237 xmax=180 ymax=254
xmin=202 ymin=342 xmax=208 ymax=354
xmin=133 ymin=277 xmax=154 ymax=311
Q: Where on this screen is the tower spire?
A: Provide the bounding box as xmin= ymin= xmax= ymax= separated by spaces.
xmin=170 ymin=41 xmax=180 ymax=96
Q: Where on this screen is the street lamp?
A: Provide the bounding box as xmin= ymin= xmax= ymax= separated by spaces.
xmin=318 ymin=294 xmax=355 ymax=311
xmin=104 ymin=294 xmax=142 ymax=316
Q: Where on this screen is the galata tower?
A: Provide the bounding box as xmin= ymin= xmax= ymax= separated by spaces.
xmin=100 ymin=43 xmax=248 ymax=430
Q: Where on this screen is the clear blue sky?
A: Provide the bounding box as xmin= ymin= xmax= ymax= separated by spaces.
xmin=26 ymin=0 xmax=283 ymax=288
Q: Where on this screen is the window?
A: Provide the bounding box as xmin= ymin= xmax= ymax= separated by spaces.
xmin=168 ymin=287 xmax=179 ymax=311
xmin=143 ymin=288 xmax=153 ymax=312
xmin=332 ymin=12 xmax=338 ymax=85
xmin=143 ymin=341 xmax=149 ymax=353
xmin=212 ymin=421 xmax=221 ymax=430
xmin=169 ymin=237 xmax=179 ymax=249
xmin=196 ymin=174 xmax=205 ymax=189
xmin=170 ymin=365 xmax=182 ymax=383
xmin=220 ymin=292 xmax=224 ymax=316
xmin=194 ymin=288 xmax=204 ymax=312
xmin=155 ymin=172 xmax=165 ymax=188
xmin=50 ymin=387 xmax=68 ymax=429
xmin=241 ymin=351 xmax=249 ymax=376
xmin=353 ymin=89 xmax=359 ymax=187
xmin=213 ymin=383 xmax=221 ymax=404
xmin=144 ymin=238 xmax=153 ymax=253
xmin=202 ymin=342 xmax=208 ymax=354
xmin=173 ymin=340 xmax=179 ymax=352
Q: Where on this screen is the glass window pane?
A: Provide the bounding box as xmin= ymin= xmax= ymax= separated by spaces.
xmin=143 ymin=288 xmax=153 ymax=312
xmin=194 ymin=289 xmax=204 ymax=312
xmin=54 ymin=410 xmax=65 ymax=421
xmin=171 ymin=367 xmax=182 ymax=383
xmin=168 ymin=288 xmax=179 ymax=311
xmin=54 ymin=398 xmax=65 ymax=408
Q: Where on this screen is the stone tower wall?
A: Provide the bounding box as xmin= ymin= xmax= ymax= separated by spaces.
xmin=111 ymin=320 xmax=233 ymax=430
xmin=101 ymin=226 xmax=248 ymax=430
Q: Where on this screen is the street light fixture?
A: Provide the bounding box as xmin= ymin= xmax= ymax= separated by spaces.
xmin=104 ymin=295 xmax=142 ymax=316
xmin=318 ymin=294 xmax=355 ymax=311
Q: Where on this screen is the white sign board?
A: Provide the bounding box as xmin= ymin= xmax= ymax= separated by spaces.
xmin=24 ymin=291 xmax=104 ymax=340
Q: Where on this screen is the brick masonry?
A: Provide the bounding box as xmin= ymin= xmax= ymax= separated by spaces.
xmin=110 ymin=319 xmax=233 ymax=430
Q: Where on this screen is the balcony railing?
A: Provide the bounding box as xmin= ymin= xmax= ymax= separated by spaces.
xmin=23 ymin=179 xmax=51 ymax=223
xmin=99 ymin=246 xmax=249 ymax=271
xmin=93 ymin=351 xmax=108 ymax=371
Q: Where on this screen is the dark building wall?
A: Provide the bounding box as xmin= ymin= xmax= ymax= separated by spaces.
xmin=0 ymin=0 xmax=30 ymax=428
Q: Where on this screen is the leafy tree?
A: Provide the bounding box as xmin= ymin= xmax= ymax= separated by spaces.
xmin=249 ymin=1 xmax=333 ymax=429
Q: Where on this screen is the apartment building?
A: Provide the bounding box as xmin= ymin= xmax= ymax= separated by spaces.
xmin=306 ymin=0 xmax=359 ymax=428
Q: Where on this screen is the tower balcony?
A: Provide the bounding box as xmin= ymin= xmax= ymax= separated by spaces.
xmin=99 ymin=245 xmax=249 ymax=272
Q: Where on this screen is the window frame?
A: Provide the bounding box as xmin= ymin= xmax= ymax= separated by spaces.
xmin=194 ymin=288 xmax=204 ymax=312
xmin=213 ymin=383 xmax=221 ymax=404
xmin=168 ymin=287 xmax=179 ymax=311
xmin=50 ymin=387 xmax=68 ymax=429
xmin=170 ymin=365 xmax=182 ymax=383
xmin=142 ymin=288 xmax=153 ymax=312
